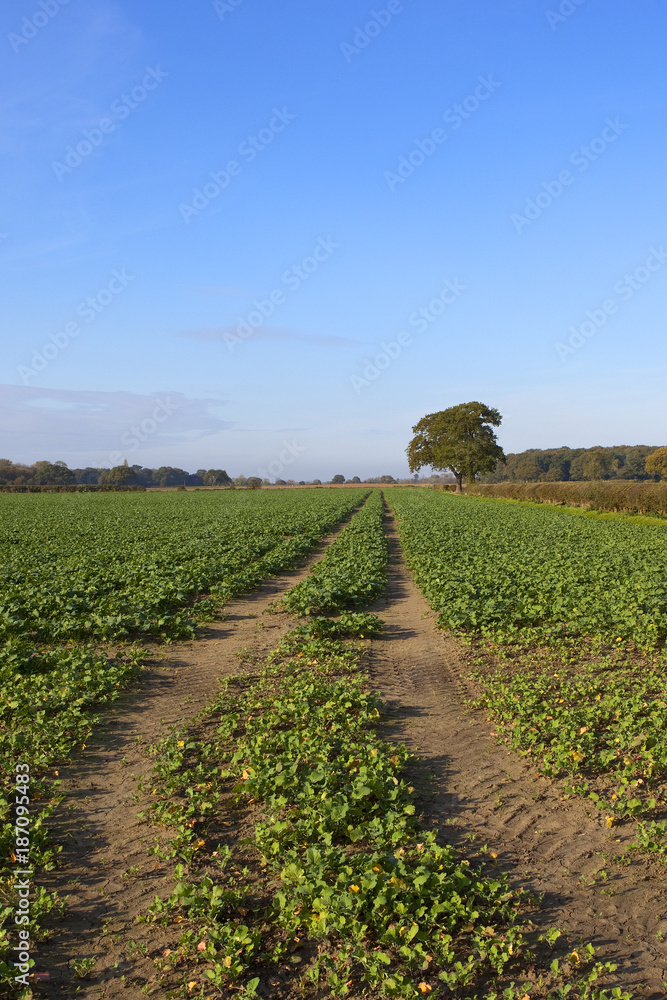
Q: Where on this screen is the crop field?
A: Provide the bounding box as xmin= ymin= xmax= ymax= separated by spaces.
xmin=388 ymin=489 xmax=667 ymax=651
xmin=0 ymin=488 xmax=368 ymax=989
xmin=3 ymin=485 xmax=665 ymax=998
xmin=389 ymin=489 xmax=667 ymax=858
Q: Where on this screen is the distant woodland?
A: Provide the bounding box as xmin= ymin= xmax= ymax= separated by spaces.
xmin=481 ymin=445 xmax=660 ymax=483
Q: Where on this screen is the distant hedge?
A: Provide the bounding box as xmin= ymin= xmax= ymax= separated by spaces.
xmin=0 ymin=484 xmax=147 ymax=494
xmin=468 ymin=480 xmax=667 ymax=517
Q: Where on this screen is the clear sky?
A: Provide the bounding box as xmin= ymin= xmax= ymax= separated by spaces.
xmin=1 ymin=0 xmax=665 ymax=480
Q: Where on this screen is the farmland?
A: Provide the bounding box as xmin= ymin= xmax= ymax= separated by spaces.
xmin=389 ymin=489 xmax=667 ymax=651
xmin=389 ymin=488 xmax=667 ymax=859
xmin=0 ymin=488 xmax=368 ymax=991
xmin=3 ymin=486 xmax=667 ymax=997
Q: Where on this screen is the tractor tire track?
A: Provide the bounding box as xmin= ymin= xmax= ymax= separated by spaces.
xmin=366 ymin=513 xmax=667 ymax=999
xmin=35 ymin=519 xmax=354 ymax=998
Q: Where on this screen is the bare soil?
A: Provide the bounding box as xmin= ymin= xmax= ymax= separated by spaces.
xmin=31 ymin=511 xmax=667 ymax=998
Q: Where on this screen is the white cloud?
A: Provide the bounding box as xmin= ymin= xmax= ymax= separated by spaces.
xmin=0 ymin=385 xmax=233 ymax=466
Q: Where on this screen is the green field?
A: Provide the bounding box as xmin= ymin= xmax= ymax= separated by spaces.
xmin=2 ymin=487 xmax=659 ymax=997
xmin=389 ymin=488 xmax=667 ymax=851
xmin=0 ymin=488 xmax=369 ymax=988
xmin=388 ymin=488 xmax=667 ymax=651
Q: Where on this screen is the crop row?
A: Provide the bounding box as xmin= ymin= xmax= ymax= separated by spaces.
xmin=279 ymin=489 xmax=387 ymax=615
xmin=388 ymin=489 xmax=667 ymax=651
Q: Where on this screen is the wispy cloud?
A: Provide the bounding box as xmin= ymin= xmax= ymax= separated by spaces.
xmin=183 ymin=326 xmax=359 ymax=347
xmin=0 ymin=385 xmax=233 ymax=464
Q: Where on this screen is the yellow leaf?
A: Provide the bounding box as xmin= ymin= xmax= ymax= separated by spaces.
xmin=418 ymin=984 xmax=432 ymax=994
xmin=349 ymin=884 xmax=360 ymax=892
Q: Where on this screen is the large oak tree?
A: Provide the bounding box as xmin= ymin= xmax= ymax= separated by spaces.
xmin=406 ymin=401 xmax=505 ymax=491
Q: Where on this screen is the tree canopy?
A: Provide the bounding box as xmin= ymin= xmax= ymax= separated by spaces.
xmin=479 ymin=444 xmax=661 ymax=483
xmin=406 ymin=402 xmax=505 ymax=491
xmin=645 ymin=447 xmax=667 ymax=481
xmin=99 ymin=465 xmax=138 ymax=487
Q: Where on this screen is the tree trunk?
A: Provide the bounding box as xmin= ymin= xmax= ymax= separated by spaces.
xmin=454 ymin=471 xmax=463 ymax=492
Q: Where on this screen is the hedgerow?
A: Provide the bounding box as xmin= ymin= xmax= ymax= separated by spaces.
xmin=469 ymin=480 xmax=667 ymax=517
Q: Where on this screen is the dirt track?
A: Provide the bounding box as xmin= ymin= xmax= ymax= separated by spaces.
xmin=366 ymin=518 xmax=667 ymax=999
xmin=33 ymin=509 xmax=667 ymax=998
xmin=36 ymin=525 xmax=347 ymax=997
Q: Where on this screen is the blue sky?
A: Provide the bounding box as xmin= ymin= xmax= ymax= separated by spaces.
xmin=1 ymin=0 xmax=665 ymax=479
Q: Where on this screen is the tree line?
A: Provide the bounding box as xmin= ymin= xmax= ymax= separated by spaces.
xmin=0 ymin=461 xmax=430 ymax=489
xmin=480 ymin=445 xmax=664 ymax=483
xmin=0 ymin=461 xmax=234 ymax=489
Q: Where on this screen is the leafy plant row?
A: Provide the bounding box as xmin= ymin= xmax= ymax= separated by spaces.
xmin=139 ymin=618 xmax=626 ymax=999
xmin=0 ymin=643 xmax=148 ymax=989
xmin=0 ymin=488 xmax=370 ymax=644
xmin=278 ymin=489 xmax=388 ymax=615
xmin=388 ymin=489 xmax=667 ymax=651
